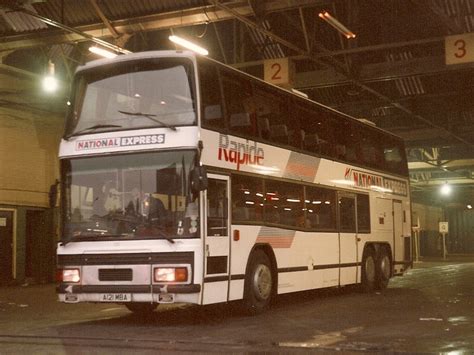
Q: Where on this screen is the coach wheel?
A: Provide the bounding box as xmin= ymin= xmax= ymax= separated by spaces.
xmin=375 ymin=247 xmax=391 ymax=291
xmin=243 ymin=250 xmax=273 ymax=315
xmin=125 ymin=303 xmax=158 ymax=315
xmin=361 ymin=247 xmax=376 ymax=293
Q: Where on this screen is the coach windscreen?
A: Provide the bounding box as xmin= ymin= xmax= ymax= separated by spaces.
xmin=64 ymin=57 xmax=196 ymax=138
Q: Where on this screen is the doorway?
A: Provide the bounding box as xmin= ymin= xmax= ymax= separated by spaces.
xmin=0 ymin=210 xmax=14 ymax=285
xmin=25 ymin=210 xmax=50 ymax=283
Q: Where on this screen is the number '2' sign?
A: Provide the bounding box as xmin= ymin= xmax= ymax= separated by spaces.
xmin=445 ymin=33 xmax=474 ymax=65
xmin=263 ymin=58 xmax=294 ymax=87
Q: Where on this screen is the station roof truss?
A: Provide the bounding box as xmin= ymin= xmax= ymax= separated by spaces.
xmin=1 ymin=0 xmax=474 ymax=205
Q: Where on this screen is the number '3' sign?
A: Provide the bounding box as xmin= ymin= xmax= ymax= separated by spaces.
xmin=445 ymin=34 xmax=474 ymax=65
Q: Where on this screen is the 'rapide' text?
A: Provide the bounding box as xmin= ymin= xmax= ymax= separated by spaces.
xmin=218 ymin=134 xmax=264 ymax=170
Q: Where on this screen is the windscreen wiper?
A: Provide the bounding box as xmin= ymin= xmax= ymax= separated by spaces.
xmin=59 ymin=233 xmax=98 ymax=246
xmin=118 ymin=110 xmax=177 ymax=131
xmin=146 ymin=227 xmax=175 ymax=244
xmin=60 ymin=238 xmax=72 ymax=246
xmin=65 ymin=124 xmax=122 ymax=139
xmin=159 ymin=232 xmax=176 ymax=244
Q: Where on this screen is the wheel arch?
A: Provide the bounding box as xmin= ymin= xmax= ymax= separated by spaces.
xmin=246 ymin=243 xmax=278 ymax=295
xmin=362 ymin=242 xmax=392 ymax=259
xmin=361 ymin=242 xmax=376 ymax=258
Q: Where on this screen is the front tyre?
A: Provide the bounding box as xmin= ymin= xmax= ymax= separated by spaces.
xmin=243 ymin=250 xmax=273 ymax=315
xmin=125 ymin=303 xmax=158 ymax=315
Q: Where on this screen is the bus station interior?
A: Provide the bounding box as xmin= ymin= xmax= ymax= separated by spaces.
xmin=1 ymin=0 xmax=474 ymax=285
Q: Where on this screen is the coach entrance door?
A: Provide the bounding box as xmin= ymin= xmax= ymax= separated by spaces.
xmin=202 ymin=174 xmax=231 ymax=304
xmin=338 ymin=193 xmax=358 ymax=286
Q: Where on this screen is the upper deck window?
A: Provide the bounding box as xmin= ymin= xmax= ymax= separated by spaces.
xmin=197 ymin=57 xmax=408 ymax=178
xmin=65 ymin=58 xmax=196 ymax=137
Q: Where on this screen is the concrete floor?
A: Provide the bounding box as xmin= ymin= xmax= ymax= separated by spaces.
xmin=1 ymin=257 xmax=474 ymax=354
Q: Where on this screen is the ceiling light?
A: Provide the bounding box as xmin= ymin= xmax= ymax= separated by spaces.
xmin=318 ymin=11 xmax=356 ymax=39
xmin=467 ymin=204 xmax=472 ymax=210
xmin=440 ymin=182 xmax=451 ymax=196
xmin=43 ymin=76 xmax=58 ymax=92
xmin=89 ymin=46 xmax=117 ymax=59
xmin=169 ymin=35 xmax=209 ymax=55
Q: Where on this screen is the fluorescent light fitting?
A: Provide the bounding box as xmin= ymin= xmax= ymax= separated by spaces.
xmin=48 ymin=60 xmax=55 ymax=75
xmin=43 ymin=60 xmax=58 ymax=92
xmin=318 ymin=11 xmax=356 ymax=39
xmin=291 ymin=88 xmax=309 ymax=98
xmin=169 ymin=35 xmax=209 ymax=55
xmin=89 ymin=46 xmax=117 ymax=59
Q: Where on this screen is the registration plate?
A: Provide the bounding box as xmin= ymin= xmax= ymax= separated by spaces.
xmin=64 ymin=294 xmax=79 ymax=303
xmin=100 ymin=293 xmax=132 ymax=302
xmin=158 ymin=293 xmax=174 ymax=303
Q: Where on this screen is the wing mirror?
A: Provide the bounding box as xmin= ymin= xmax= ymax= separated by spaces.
xmin=191 ymin=166 xmax=208 ymax=193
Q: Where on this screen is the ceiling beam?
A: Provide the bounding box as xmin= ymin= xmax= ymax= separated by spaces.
xmin=6 ymin=6 xmax=130 ymax=54
xmin=232 ymin=37 xmax=444 ymax=69
xmin=299 ymin=7 xmax=310 ymax=53
xmin=0 ymin=63 xmax=39 ymax=80
xmin=0 ymin=0 xmax=323 ymax=52
xmin=88 ymin=0 xmax=120 ymax=39
xmin=409 ymin=159 xmax=474 ymax=171
xmin=410 ymin=178 xmax=474 ymax=186
xmin=295 ymin=55 xmax=474 ymax=89
xmin=396 ymin=128 xmax=464 ymax=145
xmin=421 ymin=0 xmax=463 ymax=34
xmin=313 ymin=37 xmax=443 ymax=59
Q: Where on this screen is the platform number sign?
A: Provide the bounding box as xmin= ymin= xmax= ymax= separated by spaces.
xmin=264 ymin=57 xmax=294 ymax=87
xmin=445 ymin=33 xmax=474 ymax=65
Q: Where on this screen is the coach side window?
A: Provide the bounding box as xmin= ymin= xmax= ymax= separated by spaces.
xmin=264 ymin=180 xmax=304 ymax=228
xmin=359 ymin=130 xmax=378 ymax=169
xmin=300 ymin=104 xmax=335 ymax=158
xmin=343 ymin=121 xmax=360 ymax=163
xmin=198 ymin=60 xmax=225 ymax=131
xmin=207 ymin=179 xmax=228 ymax=237
xmin=329 ymin=116 xmax=360 ymax=163
xmin=221 ymin=70 xmax=256 ymax=139
xmin=305 ymin=187 xmax=336 ymax=230
xmin=383 ymin=138 xmax=408 ymax=175
xmin=253 ymin=83 xmax=290 ymax=145
xmin=339 ymin=195 xmax=356 ymax=233
xmin=231 ymin=174 xmax=263 ymax=222
xmin=357 ymin=194 xmax=370 ymax=233
xmin=296 ymin=103 xmax=322 ymax=155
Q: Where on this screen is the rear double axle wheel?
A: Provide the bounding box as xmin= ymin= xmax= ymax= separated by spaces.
xmin=375 ymin=246 xmax=391 ymax=290
xmin=361 ymin=245 xmax=392 ymax=292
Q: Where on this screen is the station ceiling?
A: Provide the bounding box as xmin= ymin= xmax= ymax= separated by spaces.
xmin=1 ymin=0 xmax=474 ymax=206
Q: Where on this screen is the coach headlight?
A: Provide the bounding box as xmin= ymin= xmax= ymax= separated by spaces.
xmin=57 ymin=268 xmax=80 ymax=283
xmin=154 ymin=267 xmax=188 ymax=283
